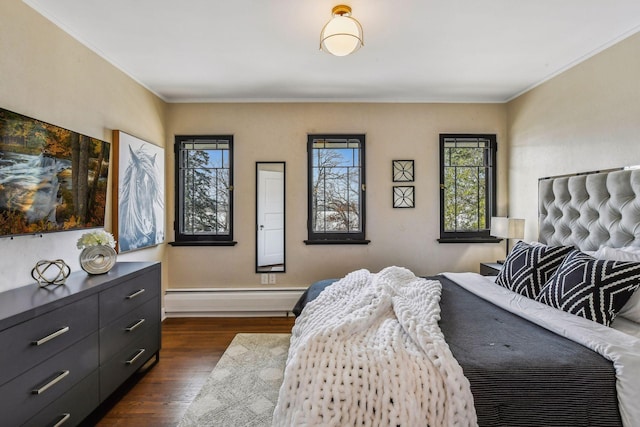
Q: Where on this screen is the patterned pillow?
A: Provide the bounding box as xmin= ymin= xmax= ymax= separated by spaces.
xmin=495 ymin=241 xmax=573 ymax=298
xmin=536 ymin=250 xmax=640 ymax=326
xmin=592 ymin=246 xmax=640 ymax=323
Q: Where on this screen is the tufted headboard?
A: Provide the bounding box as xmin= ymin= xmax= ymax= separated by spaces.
xmin=538 ymin=167 xmax=640 ymax=251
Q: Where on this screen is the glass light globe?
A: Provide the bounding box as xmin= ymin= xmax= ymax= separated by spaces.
xmin=320 ymin=15 xmax=363 ymax=56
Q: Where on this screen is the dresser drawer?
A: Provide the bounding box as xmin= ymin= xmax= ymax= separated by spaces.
xmin=100 ymin=296 xmax=160 ymax=362
xmin=100 ymin=330 xmax=159 ymax=400
xmin=23 ymin=369 xmax=99 ymax=427
xmin=0 ymin=332 xmax=98 ymax=427
xmin=0 ymin=294 xmax=98 ymax=386
xmin=99 ymin=272 xmax=159 ymax=326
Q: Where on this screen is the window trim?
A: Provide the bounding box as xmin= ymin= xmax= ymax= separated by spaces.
xmin=306 ymin=133 xmax=369 ymax=244
xmin=438 ymin=133 xmax=499 ymax=243
xmin=172 ymin=135 xmax=236 ymax=246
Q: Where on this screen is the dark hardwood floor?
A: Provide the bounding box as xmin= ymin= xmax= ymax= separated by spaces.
xmin=83 ymin=317 xmax=295 ymax=427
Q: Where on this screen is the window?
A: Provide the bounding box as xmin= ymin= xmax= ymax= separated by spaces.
xmin=173 ymin=135 xmax=235 ymax=245
xmin=307 ymin=134 xmax=368 ymax=244
xmin=439 ymin=134 xmax=497 ymax=242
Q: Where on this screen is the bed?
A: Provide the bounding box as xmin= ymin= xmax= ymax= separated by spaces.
xmin=275 ymin=167 xmax=640 ymax=427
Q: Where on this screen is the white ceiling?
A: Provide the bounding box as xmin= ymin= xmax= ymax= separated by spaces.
xmin=22 ymin=0 xmax=640 ymax=103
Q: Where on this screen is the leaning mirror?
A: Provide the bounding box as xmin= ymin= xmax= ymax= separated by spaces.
xmin=256 ymin=162 xmax=285 ymax=273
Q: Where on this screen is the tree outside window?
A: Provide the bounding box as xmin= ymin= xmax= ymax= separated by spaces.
xmin=307 ymin=134 xmax=368 ymax=244
xmin=173 ymin=135 xmax=235 ymax=245
xmin=439 ymin=134 xmax=497 ymax=242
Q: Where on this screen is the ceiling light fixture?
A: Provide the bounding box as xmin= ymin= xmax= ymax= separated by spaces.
xmin=320 ymin=5 xmax=364 ymax=57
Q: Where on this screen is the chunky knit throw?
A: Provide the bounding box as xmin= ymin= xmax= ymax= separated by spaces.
xmin=273 ymin=267 xmax=477 ymax=426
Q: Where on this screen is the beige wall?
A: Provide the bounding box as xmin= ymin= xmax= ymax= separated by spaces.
xmin=8 ymin=0 xmax=637 ymax=294
xmin=507 ymin=32 xmax=640 ymax=241
xmin=0 ymin=0 xmax=518 ymax=293
xmin=0 ymin=0 xmax=167 ymax=291
xmin=166 ymin=103 xmax=508 ymax=288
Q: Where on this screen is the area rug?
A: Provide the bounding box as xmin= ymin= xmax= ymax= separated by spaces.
xmin=178 ymin=333 xmax=290 ymax=427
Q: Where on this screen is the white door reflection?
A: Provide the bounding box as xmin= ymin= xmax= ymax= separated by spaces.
xmin=256 ymin=162 xmax=285 ymax=272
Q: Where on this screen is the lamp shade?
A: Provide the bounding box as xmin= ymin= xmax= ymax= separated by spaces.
xmin=490 ymin=217 xmax=525 ymax=239
xmin=320 ymin=5 xmax=363 ymax=56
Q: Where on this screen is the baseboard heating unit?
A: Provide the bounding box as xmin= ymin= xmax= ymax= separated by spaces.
xmin=164 ymin=287 xmax=306 ymax=317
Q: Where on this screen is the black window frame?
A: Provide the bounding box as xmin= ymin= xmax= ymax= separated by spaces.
xmin=172 ymin=135 xmax=236 ymax=246
xmin=306 ymin=133 xmax=369 ymax=245
xmin=438 ymin=133 xmax=498 ymax=243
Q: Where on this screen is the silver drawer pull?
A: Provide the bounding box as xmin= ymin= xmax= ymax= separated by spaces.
xmin=53 ymin=413 xmax=71 ymax=427
xmin=32 ymin=370 xmax=70 ymax=395
xmin=126 ymin=348 xmax=146 ymax=365
xmin=125 ymin=318 xmax=146 ymax=332
xmin=32 ymin=326 xmax=70 ymax=346
xmin=126 ymin=289 xmax=145 ymax=299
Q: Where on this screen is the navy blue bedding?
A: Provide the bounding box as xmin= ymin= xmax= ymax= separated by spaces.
xmin=291 ymin=278 xmax=338 ymax=317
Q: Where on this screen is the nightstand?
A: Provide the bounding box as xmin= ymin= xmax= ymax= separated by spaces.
xmin=480 ymin=262 xmax=503 ymax=276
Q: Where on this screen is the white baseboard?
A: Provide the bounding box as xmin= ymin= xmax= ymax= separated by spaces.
xmin=164 ymin=287 xmax=306 ymax=317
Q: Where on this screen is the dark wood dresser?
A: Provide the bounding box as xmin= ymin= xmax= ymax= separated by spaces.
xmin=0 ymin=262 xmax=161 ymax=427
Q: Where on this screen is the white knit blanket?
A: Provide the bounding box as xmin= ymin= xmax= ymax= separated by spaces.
xmin=272 ymin=267 xmax=477 ymax=426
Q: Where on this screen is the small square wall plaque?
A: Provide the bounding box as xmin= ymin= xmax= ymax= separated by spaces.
xmin=393 ymin=186 xmax=415 ymax=208
xmin=392 ymin=160 xmax=414 ymax=182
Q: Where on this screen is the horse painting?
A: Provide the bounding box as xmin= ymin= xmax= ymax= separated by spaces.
xmin=118 ymin=143 xmax=164 ymax=252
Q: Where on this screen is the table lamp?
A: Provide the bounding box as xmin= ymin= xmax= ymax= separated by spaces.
xmin=490 ymin=217 xmax=525 ymax=263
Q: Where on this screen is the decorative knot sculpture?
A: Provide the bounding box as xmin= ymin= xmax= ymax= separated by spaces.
xmin=31 ymin=259 xmax=71 ymax=287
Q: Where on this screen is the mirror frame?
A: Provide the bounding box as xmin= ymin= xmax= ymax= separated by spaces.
xmin=255 ymin=161 xmax=286 ymax=273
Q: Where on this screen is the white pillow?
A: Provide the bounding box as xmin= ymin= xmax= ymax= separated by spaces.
xmin=619 ymin=290 xmax=640 ymax=323
xmin=593 ymin=246 xmax=640 ymax=262
xmin=593 ymin=246 xmax=640 ymax=323
xmin=529 ymin=241 xmax=597 ymax=256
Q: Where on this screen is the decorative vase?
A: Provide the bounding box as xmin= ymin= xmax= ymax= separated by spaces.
xmin=79 ymin=245 xmax=117 ymax=275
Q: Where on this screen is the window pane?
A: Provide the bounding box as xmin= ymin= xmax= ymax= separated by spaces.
xmin=455 ymin=167 xmax=480 ymax=231
xmin=444 ymin=167 xmax=457 ymax=231
xmin=312 ymin=151 xmax=360 ymax=233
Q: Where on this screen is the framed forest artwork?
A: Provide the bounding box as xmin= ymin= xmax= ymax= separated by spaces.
xmin=112 ymin=130 xmax=165 ymax=253
xmin=0 ymin=107 xmax=110 ymax=237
